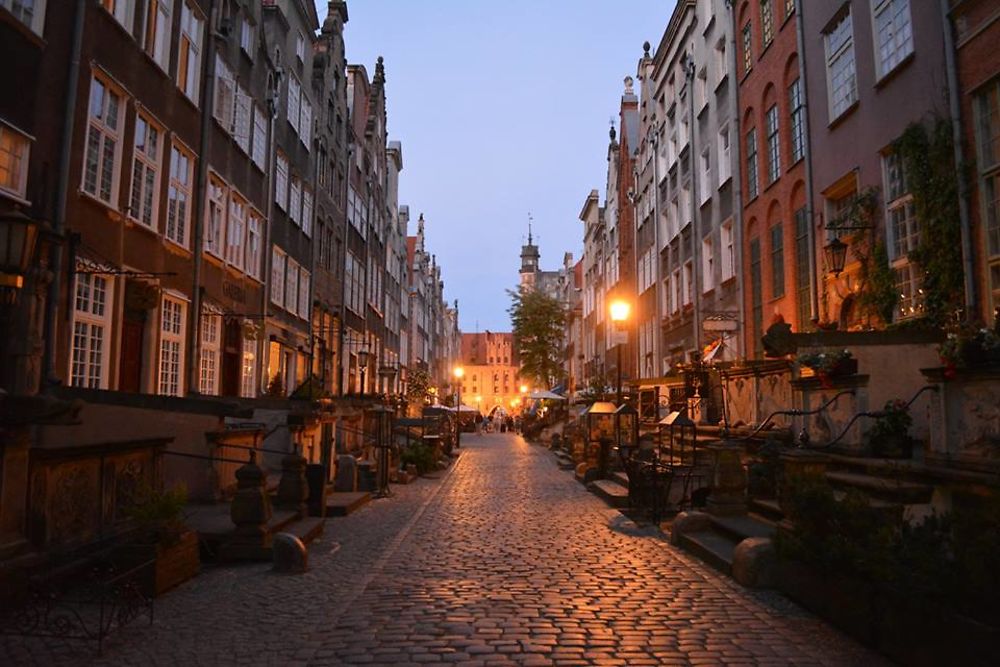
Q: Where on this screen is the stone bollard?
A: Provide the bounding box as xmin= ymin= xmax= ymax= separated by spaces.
xmin=229 ymin=452 xmax=273 ymax=558
xmin=706 ymin=441 xmax=748 ymax=517
xmin=277 ymin=450 xmax=309 ymax=516
xmin=272 ymin=532 xmax=308 ymax=573
xmin=669 ymin=510 xmax=711 ymax=546
xmin=732 ymin=537 xmax=775 ymax=588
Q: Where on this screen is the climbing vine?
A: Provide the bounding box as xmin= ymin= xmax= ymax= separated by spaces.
xmin=858 ymin=240 xmax=898 ymax=326
xmin=895 ymin=118 xmax=964 ymax=326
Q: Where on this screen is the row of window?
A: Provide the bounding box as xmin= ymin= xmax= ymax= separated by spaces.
xmin=744 ymin=78 xmax=806 ymax=200
xmin=274 ymin=153 xmax=314 ymax=236
xmin=270 ymin=246 xmax=311 ymax=321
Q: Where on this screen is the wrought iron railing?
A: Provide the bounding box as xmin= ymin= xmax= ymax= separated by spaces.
xmin=823 ymin=385 xmax=939 ymax=449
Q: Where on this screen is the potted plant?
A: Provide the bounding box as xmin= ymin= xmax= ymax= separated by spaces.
xmin=122 ymin=483 xmax=200 ymax=597
xmin=939 ymin=325 xmax=1000 ymax=378
xmin=796 ymin=349 xmax=857 ymax=387
xmin=867 ymin=399 xmax=913 ymax=459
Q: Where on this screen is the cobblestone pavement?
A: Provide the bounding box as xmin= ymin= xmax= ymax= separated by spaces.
xmin=2 ymin=434 xmax=885 ymax=666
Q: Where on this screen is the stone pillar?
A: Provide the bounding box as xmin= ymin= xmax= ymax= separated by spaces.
xmin=778 ymin=448 xmax=829 ymax=518
xmin=705 ymin=441 xmax=747 ymax=517
xmin=276 ymin=450 xmax=309 ymax=516
xmin=228 ymin=453 xmax=272 ymax=558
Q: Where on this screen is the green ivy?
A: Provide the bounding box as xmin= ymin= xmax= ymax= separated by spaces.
xmin=858 ymin=240 xmax=897 ymax=325
xmin=895 ymin=118 xmax=964 ymax=326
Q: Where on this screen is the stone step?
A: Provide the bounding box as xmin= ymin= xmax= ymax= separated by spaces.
xmin=678 ymin=529 xmax=736 ymax=575
xmin=749 ymin=497 xmax=784 ymax=522
xmin=611 ymin=471 xmax=630 ymax=488
xmin=325 ymin=491 xmax=372 ymax=517
xmin=708 ymin=514 xmax=777 ymax=544
xmin=825 ymin=471 xmax=933 ymax=505
xmin=587 ymin=479 xmax=630 ymax=509
xmin=281 ymin=516 xmax=325 ymax=545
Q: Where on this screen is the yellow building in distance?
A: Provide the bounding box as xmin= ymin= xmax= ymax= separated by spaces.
xmin=458 ymin=332 xmax=524 ymax=415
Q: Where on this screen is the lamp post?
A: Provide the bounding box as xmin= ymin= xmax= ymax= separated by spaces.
xmin=357 ymin=345 xmax=370 ymax=396
xmin=609 ymin=299 xmax=631 ymax=406
xmin=453 ymin=366 xmax=464 ymax=449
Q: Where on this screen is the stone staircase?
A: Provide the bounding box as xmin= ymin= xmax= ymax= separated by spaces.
xmin=186 ymin=504 xmax=326 ymax=561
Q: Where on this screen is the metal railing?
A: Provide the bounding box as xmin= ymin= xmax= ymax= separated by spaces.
xmin=823 ymin=385 xmax=939 ymax=449
xmin=740 ymin=389 xmax=857 ymax=442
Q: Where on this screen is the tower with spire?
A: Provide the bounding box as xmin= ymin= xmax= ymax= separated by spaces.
xmin=519 ymin=216 xmax=540 ymax=279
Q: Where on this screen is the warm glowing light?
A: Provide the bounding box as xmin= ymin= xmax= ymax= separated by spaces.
xmin=475 ymin=395 xmax=482 ymax=403
xmin=609 ymin=299 xmax=631 ymax=322
xmin=519 ymin=384 xmax=528 ymax=394
xmin=453 ymin=366 xmax=464 ymax=379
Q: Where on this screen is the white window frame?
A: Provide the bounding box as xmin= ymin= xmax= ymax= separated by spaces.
xmin=165 ymin=142 xmax=193 ymax=248
xmin=69 ymin=269 xmax=114 ymax=389
xmin=298 ymin=268 xmax=310 ymax=320
xmin=240 ymin=16 xmax=255 ymax=57
xmin=103 ymin=0 xmax=133 ymax=32
xmin=177 ymin=1 xmax=203 ymax=104
xmin=226 ymin=192 xmax=246 ymax=271
xmin=82 ymin=74 xmax=125 ymax=206
xmin=285 ymin=259 xmax=299 ymax=314
xmin=199 ymin=313 xmax=220 ymax=395
xmin=872 ymin=0 xmax=913 ymax=80
xmin=275 ymin=153 xmax=288 ymax=210
xmin=300 ymin=96 xmax=312 ymax=149
xmin=717 ymin=123 xmax=731 ymax=187
xmin=251 ymin=105 xmax=266 ymax=170
xmin=205 ymin=174 xmax=226 ymax=257
xmin=0 ymin=121 xmax=31 ymax=202
xmin=296 ymin=31 xmax=306 ymax=62
xmin=271 ymin=245 xmax=286 ymax=306
xmin=246 ymin=211 xmax=263 ymax=280
xmin=699 ymin=147 xmax=711 ymax=204
xmin=721 ymin=220 xmax=735 ymax=281
xmin=287 ymin=77 xmax=301 ymax=134
xmin=289 ymin=177 xmax=301 ymax=225
xmin=746 ymin=127 xmax=759 ymax=199
xmin=214 ymin=55 xmax=235 ymax=129
xmin=766 ymin=104 xmax=781 ymax=184
xmin=158 ymin=294 xmax=186 ymax=397
xmin=240 ymin=332 xmax=256 ymax=398
xmin=825 ymin=10 xmax=858 ymax=121
xmin=702 ymin=236 xmax=715 ymax=293
xmin=128 ymin=112 xmax=162 ymax=230
xmin=233 ymin=84 xmax=251 ymax=153
xmin=146 ymin=0 xmax=173 ymax=72
xmin=302 ymin=187 xmax=313 ymax=238
xmin=2 ymin=0 xmax=47 ymax=35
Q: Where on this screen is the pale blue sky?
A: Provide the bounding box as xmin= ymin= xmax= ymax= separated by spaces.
xmin=318 ymin=0 xmax=675 ymax=331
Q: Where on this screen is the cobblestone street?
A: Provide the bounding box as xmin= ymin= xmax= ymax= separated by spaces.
xmin=2 ymin=434 xmax=883 ymax=666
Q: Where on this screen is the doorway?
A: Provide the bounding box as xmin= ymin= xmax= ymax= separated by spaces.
xmin=221 ymin=318 xmax=241 ymax=396
xmin=119 ymin=307 xmax=145 ymax=392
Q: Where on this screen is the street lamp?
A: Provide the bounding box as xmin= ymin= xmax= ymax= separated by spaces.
xmin=453 ymin=366 xmax=464 ymax=449
xmin=823 ymin=237 xmax=849 ymax=277
xmin=609 ymin=299 xmax=631 ymax=405
xmin=357 ymin=345 xmax=370 ymax=396
xmin=0 ymin=209 xmax=40 ymax=302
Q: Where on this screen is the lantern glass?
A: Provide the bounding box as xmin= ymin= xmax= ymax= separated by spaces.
xmin=0 ymin=211 xmax=39 ymax=276
xmin=823 ymin=237 xmax=848 ymax=276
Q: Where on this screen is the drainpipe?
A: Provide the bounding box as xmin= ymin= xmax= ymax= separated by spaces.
xmin=794 ymin=0 xmax=820 ymax=324
xmin=188 ymin=0 xmax=217 ymax=395
xmin=940 ymin=0 xmax=978 ymax=320
xmin=726 ymin=0 xmax=747 ymax=358
xmin=43 ymin=0 xmax=86 ymax=391
xmin=260 ymin=61 xmax=281 ymax=396
xmin=650 ymin=125 xmax=661 ymax=379
xmin=686 ymin=54 xmax=702 ymax=356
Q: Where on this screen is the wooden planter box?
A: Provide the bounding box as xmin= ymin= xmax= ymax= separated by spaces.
xmin=119 ymin=530 xmax=200 ymax=597
xmin=777 ymin=559 xmax=1000 ymax=665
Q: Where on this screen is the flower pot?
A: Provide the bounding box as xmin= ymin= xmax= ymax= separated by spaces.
xmin=119 ymin=530 xmax=200 ymax=597
xmin=872 ymin=434 xmax=912 ymax=459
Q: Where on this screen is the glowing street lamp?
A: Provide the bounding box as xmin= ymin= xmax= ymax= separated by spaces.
xmin=609 ymin=299 xmax=631 ymax=405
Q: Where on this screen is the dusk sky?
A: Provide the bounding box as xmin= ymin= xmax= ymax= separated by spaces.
xmin=319 ymin=0 xmax=676 ymax=332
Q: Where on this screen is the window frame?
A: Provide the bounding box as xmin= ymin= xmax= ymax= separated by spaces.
xmin=824 ymin=9 xmax=858 ymax=121
xmin=871 ymin=0 xmax=914 ymax=81
xmin=158 ymin=293 xmax=187 ymax=397
xmin=0 ymin=121 xmax=32 ymax=202
xmin=165 ymin=141 xmax=194 ymax=248
xmin=69 ymin=268 xmax=114 ymax=389
xmin=128 ymin=111 xmax=163 ymax=231
xmin=177 ymin=1 xmax=203 ymax=104
xmin=81 ymin=73 xmax=126 ymax=207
